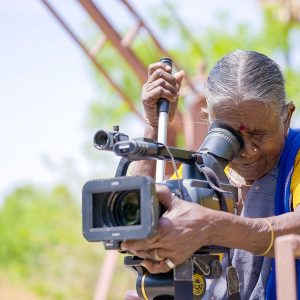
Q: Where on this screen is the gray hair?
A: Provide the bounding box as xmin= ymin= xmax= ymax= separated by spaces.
xmin=206 ymin=50 xmax=287 ymax=120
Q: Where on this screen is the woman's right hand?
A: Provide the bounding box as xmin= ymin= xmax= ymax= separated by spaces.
xmin=142 ymin=62 xmax=185 ymax=127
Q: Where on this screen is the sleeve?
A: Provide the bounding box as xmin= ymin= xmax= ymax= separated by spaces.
xmin=291 ymin=150 xmax=300 ymax=209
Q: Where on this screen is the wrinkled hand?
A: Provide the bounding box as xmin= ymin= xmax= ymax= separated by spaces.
xmin=142 ymin=62 xmax=185 ymax=127
xmin=121 ymin=185 xmax=212 ymax=274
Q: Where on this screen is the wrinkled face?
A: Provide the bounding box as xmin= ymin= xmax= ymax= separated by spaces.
xmin=211 ymin=100 xmax=290 ymax=181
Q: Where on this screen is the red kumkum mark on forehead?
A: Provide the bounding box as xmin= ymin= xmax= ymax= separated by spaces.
xmin=239 ymin=124 xmax=247 ymax=131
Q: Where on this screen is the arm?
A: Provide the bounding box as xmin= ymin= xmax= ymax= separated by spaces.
xmin=129 ymin=62 xmax=184 ymax=178
xmin=129 ymin=124 xmax=158 ymax=177
xmin=122 ymin=185 xmax=300 ymax=273
xmin=206 ymin=204 xmax=300 ymax=256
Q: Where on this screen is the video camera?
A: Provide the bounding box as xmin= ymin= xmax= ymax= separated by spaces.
xmin=82 ymin=122 xmax=243 ymax=299
xmin=82 ymin=122 xmax=243 ymax=247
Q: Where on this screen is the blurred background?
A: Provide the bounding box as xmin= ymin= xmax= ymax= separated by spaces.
xmin=1 ymin=0 xmax=300 ymax=299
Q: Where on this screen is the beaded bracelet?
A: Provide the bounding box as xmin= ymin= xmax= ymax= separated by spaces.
xmin=257 ymin=218 xmax=274 ymax=256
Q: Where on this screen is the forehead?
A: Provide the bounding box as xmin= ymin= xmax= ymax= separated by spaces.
xmin=211 ymin=100 xmax=279 ymax=131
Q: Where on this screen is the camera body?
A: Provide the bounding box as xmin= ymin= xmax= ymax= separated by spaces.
xmin=82 ymin=175 xmax=237 ymax=250
xmin=82 ymin=122 xmax=242 ymax=250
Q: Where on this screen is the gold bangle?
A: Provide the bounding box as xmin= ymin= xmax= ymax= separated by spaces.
xmin=256 ymin=218 xmax=274 ymax=256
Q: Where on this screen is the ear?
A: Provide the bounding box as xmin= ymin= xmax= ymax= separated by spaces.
xmin=284 ymin=102 xmax=296 ymax=134
xmin=200 ymin=106 xmax=209 ymax=121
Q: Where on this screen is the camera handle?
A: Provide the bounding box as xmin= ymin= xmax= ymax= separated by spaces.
xmin=156 ymin=57 xmax=173 ymax=182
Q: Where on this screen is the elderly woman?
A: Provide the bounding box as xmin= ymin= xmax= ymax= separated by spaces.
xmin=122 ymin=50 xmax=300 ymax=299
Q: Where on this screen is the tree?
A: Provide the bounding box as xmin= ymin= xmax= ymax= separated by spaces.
xmin=0 ymin=185 xmax=106 ymax=299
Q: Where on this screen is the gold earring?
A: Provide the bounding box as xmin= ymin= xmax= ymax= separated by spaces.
xmin=289 ymin=102 xmax=295 ymax=113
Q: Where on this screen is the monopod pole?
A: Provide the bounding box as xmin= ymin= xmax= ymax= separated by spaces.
xmin=156 ymin=57 xmax=172 ymax=182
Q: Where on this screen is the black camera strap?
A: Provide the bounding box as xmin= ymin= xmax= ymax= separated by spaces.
xmin=194 ymin=165 xmax=228 ymax=212
xmin=194 ymin=164 xmax=241 ymax=300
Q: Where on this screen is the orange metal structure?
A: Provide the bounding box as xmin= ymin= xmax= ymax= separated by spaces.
xmin=40 ymin=0 xmax=208 ymax=150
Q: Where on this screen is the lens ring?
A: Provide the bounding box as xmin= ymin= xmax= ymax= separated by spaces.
xmin=208 ymin=128 xmax=241 ymax=156
xmin=112 ymin=191 xmax=141 ymax=226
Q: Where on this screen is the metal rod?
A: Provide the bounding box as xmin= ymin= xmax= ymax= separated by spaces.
xmin=156 ymin=112 xmax=169 ymax=181
xmin=40 ymin=0 xmax=143 ymax=119
xmin=79 ymin=0 xmax=147 ymax=84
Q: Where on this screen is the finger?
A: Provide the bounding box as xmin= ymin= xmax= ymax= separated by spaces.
xmin=155 ymin=184 xmax=176 ymax=209
xmin=121 ymin=236 xmax=158 ymax=252
xmin=174 ymin=70 xmax=185 ymax=91
xmin=148 ymin=68 xmax=176 ymax=86
xmin=145 ymin=86 xmax=177 ymax=103
xmin=127 ymin=249 xmax=154 ymax=259
xmin=145 ymin=78 xmax=178 ymax=98
xmin=141 ymin=259 xmax=171 ymax=274
xmin=149 ymin=248 xmax=165 ymax=261
xmin=128 ymin=248 xmax=167 ymax=262
xmin=148 ymin=62 xmax=172 ymax=78
xmin=150 ymin=245 xmax=170 ymax=260
xmin=154 ymin=246 xmax=193 ymax=266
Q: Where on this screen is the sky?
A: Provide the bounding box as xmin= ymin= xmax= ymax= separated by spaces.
xmin=0 ymin=0 xmax=296 ymax=202
xmin=1 ymin=1 xmax=96 ymax=200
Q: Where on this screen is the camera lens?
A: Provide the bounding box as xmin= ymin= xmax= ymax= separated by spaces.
xmin=113 ymin=191 xmax=141 ymax=226
xmin=94 ymin=130 xmax=110 ymax=149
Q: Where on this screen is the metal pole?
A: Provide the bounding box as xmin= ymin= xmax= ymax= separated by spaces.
xmin=155 ymin=57 xmax=172 ymax=182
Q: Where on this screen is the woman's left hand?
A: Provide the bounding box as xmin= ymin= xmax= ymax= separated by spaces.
xmin=121 ymin=185 xmax=213 ymax=274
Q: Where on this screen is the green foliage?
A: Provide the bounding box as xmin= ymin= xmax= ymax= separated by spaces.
xmin=199 ymin=24 xmax=257 ymax=70
xmin=261 ymin=7 xmax=291 ymax=52
xmin=285 ymin=68 xmax=300 ymax=102
xmin=0 ymin=185 xmax=104 ymax=299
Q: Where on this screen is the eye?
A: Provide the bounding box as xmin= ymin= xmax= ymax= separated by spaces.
xmin=251 ymin=132 xmax=265 ymax=142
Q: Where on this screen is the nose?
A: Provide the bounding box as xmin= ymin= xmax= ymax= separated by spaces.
xmin=240 ymin=138 xmax=258 ymax=158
